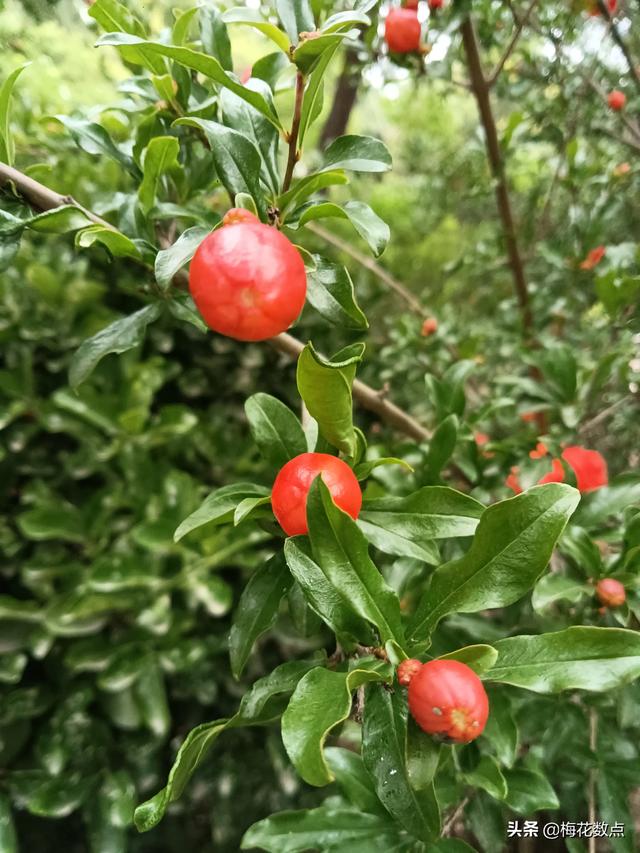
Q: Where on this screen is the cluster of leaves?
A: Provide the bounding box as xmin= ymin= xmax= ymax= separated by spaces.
xmin=1 ymin=0 xmax=640 ymax=852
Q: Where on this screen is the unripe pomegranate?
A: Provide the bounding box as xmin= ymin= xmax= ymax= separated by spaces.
xmin=385 ymin=8 xmax=422 ymax=53
xmin=271 ymin=453 xmax=362 ymax=536
xmin=408 ymin=659 xmax=489 ymax=743
xmin=397 ymin=658 xmax=422 ymax=686
xmin=608 ymin=90 xmax=626 ymax=111
xmin=189 ymin=213 xmax=307 ymax=341
xmin=596 ymin=578 xmax=626 ymax=608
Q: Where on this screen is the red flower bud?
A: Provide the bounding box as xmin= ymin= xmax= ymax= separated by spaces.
xmin=408 ymin=659 xmax=489 ymax=743
xmin=596 ymin=578 xmax=626 ymax=608
xmin=608 ymin=90 xmax=626 ymax=111
xmin=421 ymin=317 xmax=438 ymax=336
xmin=397 ymin=658 xmax=422 ymax=686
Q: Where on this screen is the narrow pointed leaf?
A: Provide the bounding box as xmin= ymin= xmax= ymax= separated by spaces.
xmin=244 ymin=393 xmax=307 ymax=468
xmin=174 ymin=483 xmax=270 ymax=541
xmin=154 ymin=226 xmax=209 ymax=291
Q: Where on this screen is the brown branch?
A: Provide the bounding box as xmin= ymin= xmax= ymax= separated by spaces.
xmin=442 ymin=795 xmax=470 ymax=836
xmin=0 ymin=160 xmax=433 ymax=446
xmin=488 ymin=0 xmax=539 ymax=87
xmin=587 ymin=708 xmax=597 ymax=853
xmin=307 ymin=222 xmax=428 ymax=317
xmin=282 ymin=71 xmax=305 ymax=193
xmin=597 ymin=0 xmax=640 ymax=97
xmin=460 ymin=17 xmax=534 ymax=335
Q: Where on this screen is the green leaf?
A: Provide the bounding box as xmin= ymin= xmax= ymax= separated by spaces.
xmin=52 ymin=115 xmax=139 ymax=177
xmin=174 ymin=483 xmax=270 ymax=541
xmin=0 ymin=793 xmax=18 ymax=853
xmin=233 ymin=495 xmax=272 ymax=525
xmin=295 ymin=200 xmax=390 ymax=257
xmin=0 ymin=64 xmax=29 ymax=166
xmin=321 ymin=135 xmax=392 ymax=173
xmin=481 ymin=688 xmax=518 ymax=768
xmin=321 ymin=10 xmax=372 ymax=32
xmin=27 ymin=206 xmax=94 ymax=234
xmin=296 ymin=341 xmax=363 ymax=456
xmin=425 ymin=414 xmax=458 ymax=478
xmin=174 ymin=118 xmax=265 ymax=218
xmin=531 ymin=573 xmax=588 ymax=613
xmin=359 ymin=487 xmax=483 ymax=565
xmin=307 ymin=478 xmax=406 ymax=648
xmin=173 ymin=7 xmax=199 ymax=45
xmin=75 ymin=225 xmax=141 ymax=259
xmin=363 ymin=684 xmax=440 ymax=843
xmin=279 ymin=170 xmax=349 ymax=215
xmin=408 ymin=484 xmax=580 ymax=645
xmin=299 ymin=42 xmax=341 ymax=144
xmin=138 ymin=136 xmax=179 ymax=215
xmin=90 ymin=1 xmax=165 ymax=74
xmin=284 ymin=537 xmax=376 ymax=644
xmin=439 ymin=644 xmax=498 ymax=676
xmin=244 ymin=393 xmax=308 ymax=468
xmin=306 ymin=256 xmax=368 ymax=330
xmin=503 ymin=768 xmax=559 ymax=814
xmin=221 ymin=85 xmax=280 ymax=197
xmin=17 ymin=505 xmax=85 ymax=543
xmin=69 ymin=303 xmax=163 ymax=390
xmin=135 ymin=658 xmax=322 ymax=831
xmin=96 ymin=35 xmax=282 ymax=129
xmin=293 ymin=34 xmax=346 ymax=74
xmin=241 ymin=807 xmax=398 ymax=853
xmin=354 ymin=457 xmax=414 ymax=481
xmin=154 ymin=226 xmax=209 ymax=291
xmin=275 ymin=0 xmax=315 ymax=45
xmin=134 ymin=660 xmax=170 ymax=737
xmin=199 ymin=4 xmax=233 ymax=70
xmin=324 ymin=747 xmax=386 ymax=814
xmin=487 ymin=626 xmax=640 ymax=693
xmin=463 ymin=755 xmax=508 ymax=801
xmin=229 ymin=553 xmax=293 ymax=678
xmin=251 ymin=51 xmax=290 ymax=90
xmin=281 ymin=659 xmax=392 ymax=786
xmin=575 ymin=477 xmax=640 ymax=528
xmin=222 ymin=8 xmax=290 ymax=53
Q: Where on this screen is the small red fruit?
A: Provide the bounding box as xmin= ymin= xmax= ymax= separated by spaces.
xmin=429 ymin=0 xmax=444 ymax=8
xmin=189 ymin=215 xmax=307 ymax=341
xmin=408 ymin=659 xmax=489 ymax=743
xmin=608 ymin=90 xmax=626 ymax=111
xmin=271 ymin=452 xmax=362 ymax=536
xmin=397 ymin=658 xmax=422 ymax=686
xmin=596 ymin=578 xmax=626 ymax=608
xmin=421 ymin=317 xmax=438 ymax=336
xmin=562 ymin=446 xmax=608 ymax=493
xmin=385 ymin=8 xmax=422 ymax=53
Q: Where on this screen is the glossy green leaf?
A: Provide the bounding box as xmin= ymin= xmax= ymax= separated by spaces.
xmin=575 ymin=477 xmax=640 ymax=528
xmin=0 ymin=794 xmax=18 ymax=853
xmin=425 ymin=414 xmax=458 ymax=478
xmin=52 ymin=115 xmax=139 ymax=177
xmin=134 ymin=660 xmax=170 ymax=737
xmin=222 ymin=8 xmax=290 ymax=53
xmin=531 ymin=573 xmax=588 ymax=613
xmin=321 ymin=135 xmax=392 ymax=173
xmin=75 ymin=225 xmax=141 ymax=259
xmin=354 ymin=457 xmax=414 ymax=481
xmin=295 ymin=200 xmax=389 ymax=257
xmin=135 ymin=658 xmax=322 ymax=831
xmin=324 ymin=747 xmax=386 ymax=814
xmin=408 ymin=484 xmax=580 ymax=645
xmin=307 ymin=478 xmax=406 ymax=648
xmin=296 ymin=341 xmax=363 ymax=456
xmin=27 ymin=206 xmax=94 ymax=234
xmin=284 ymin=538 xmax=376 ymax=644
xmin=487 ymin=626 xmax=640 ymax=692
xmin=138 ymin=136 xmax=179 ymax=215
xmin=438 ymin=644 xmax=498 ymax=675
xmin=221 ymin=85 xmax=280 ymax=197
xmin=298 ymin=42 xmax=340 ymax=143
xmin=154 ymin=226 xmax=209 ymax=291
xmin=293 ymin=34 xmax=346 ymax=74
xmin=69 ymin=303 xmax=163 ymax=390
xmin=244 ymin=392 xmax=307 ymax=468
xmin=275 ymin=0 xmax=315 ymax=45
xmin=306 ymin=256 xmax=368 ymax=331
xmin=174 ymin=483 xmax=270 ymax=541
xmin=503 ymin=768 xmax=559 ymax=813
xmin=0 ymin=64 xmax=29 ymax=166
xmin=360 ymin=487 xmax=483 ymax=565
xmin=481 ymin=688 xmax=518 ymax=768
xmin=172 ymin=7 xmax=199 ymax=45
xmin=96 ymin=35 xmax=282 ymax=128
xmin=282 ymin=659 xmax=392 ymax=786
xmin=463 ymin=755 xmax=508 ymax=801
xmin=251 ymin=51 xmax=290 ymax=90
xmin=363 ymin=684 xmax=440 ymax=843
xmin=199 ymin=4 xmax=233 ymax=69
xmin=229 ymin=553 xmax=293 ymax=678
xmin=174 ymin=118 xmax=265 ymax=217
xmin=17 ymin=504 xmax=84 ymax=543
xmin=241 ymin=807 xmax=398 ymax=853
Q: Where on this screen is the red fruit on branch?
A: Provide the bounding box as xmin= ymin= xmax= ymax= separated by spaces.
xmin=596 ymin=578 xmax=626 ymax=608
xmin=189 ymin=214 xmax=307 ymax=341
xmin=385 ymin=8 xmax=422 ymax=53
xmin=408 ymin=659 xmax=489 ymax=743
xmin=397 ymin=658 xmax=422 ymax=686
xmin=271 ymin=453 xmax=362 ymax=536
xmin=421 ymin=317 xmax=438 ymax=336
xmin=562 ymin=446 xmax=608 ymax=493
xmin=607 ymin=90 xmax=626 ymax=111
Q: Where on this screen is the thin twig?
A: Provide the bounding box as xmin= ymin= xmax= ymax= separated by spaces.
xmin=579 ymin=394 xmax=632 ymax=436
xmin=460 ymin=17 xmax=534 ymax=335
xmin=443 ymin=795 xmax=470 ymax=836
xmin=488 ymin=0 xmax=540 ymax=87
xmin=587 ymin=708 xmax=598 ymax=853
xmin=0 ymin=160 xmax=434 ymax=447
xmin=282 ymin=71 xmax=305 ymax=193
xmin=307 ymin=222 xmax=428 ymax=316
xmin=597 ymin=0 xmax=640 ymax=97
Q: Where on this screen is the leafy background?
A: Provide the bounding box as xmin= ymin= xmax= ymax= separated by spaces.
xmin=1 ymin=0 xmax=640 ymax=851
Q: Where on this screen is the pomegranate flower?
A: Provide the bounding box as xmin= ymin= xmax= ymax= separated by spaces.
xmin=580 ymin=246 xmax=605 ymax=270
xmin=562 ymin=446 xmax=608 ymax=493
